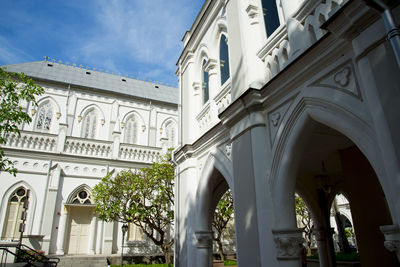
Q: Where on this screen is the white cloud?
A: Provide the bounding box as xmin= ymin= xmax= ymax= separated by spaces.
xmin=68 ymin=0 xmax=197 ymax=83
xmin=0 ymin=36 xmax=34 ymax=64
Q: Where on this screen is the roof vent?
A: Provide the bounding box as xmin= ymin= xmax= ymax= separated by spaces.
xmin=86 ymin=71 xmax=91 ymax=75
xmin=121 ymin=78 xmax=126 ymax=82
xmin=154 ymin=85 xmax=159 ymax=88
xmin=47 ymin=63 xmax=53 ymax=67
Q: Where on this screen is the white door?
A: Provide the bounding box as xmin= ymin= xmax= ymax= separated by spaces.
xmin=66 ymin=206 xmax=92 ymax=254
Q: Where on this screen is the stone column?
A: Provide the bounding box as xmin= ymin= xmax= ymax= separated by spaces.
xmin=205 ymin=59 xmax=219 ymax=124
xmin=56 ymin=206 xmax=68 ymax=255
xmin=88 ymin=215 xmax=98 ymax=254
xmin=314 ymin=227 xmax=335 ymax=267
xmin=96 ymin=220 xmax=104 ymax=254
xmin=381 ymin=224 xmax=400 ymax=262
xmin=195 ymin=231 xmax=213 ymax=267
xmin=272 ymin=228 xmax=304 ymax=267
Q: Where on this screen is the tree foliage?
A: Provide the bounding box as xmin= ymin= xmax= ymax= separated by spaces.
xmin=0 ymin=67 xmax=44 ymax=175
xmin=93 ymin=153 xmax=174 ymax=264
xmin=213 ymin=189 xmax=234 ymax=261
xmin=295 ymin=194 xmax=313 ymax=253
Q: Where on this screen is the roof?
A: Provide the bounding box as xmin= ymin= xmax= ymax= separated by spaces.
xmin=2 ymin=61 xmax=178 ymax=105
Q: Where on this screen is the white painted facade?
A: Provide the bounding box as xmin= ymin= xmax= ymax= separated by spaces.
xmin=0 ymin=61 xmax=178 ymax=256
xmin=174 ymin=0 xmax=400 ymax=267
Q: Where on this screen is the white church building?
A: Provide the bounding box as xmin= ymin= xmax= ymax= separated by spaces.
xmin=174 ymin=0 xmax=400 ymax=267
xmin=0 ymin=60 xmax=178 ymax=256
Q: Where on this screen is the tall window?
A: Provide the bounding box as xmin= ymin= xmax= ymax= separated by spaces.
xmin=262 ymin=0 xmax=280 ymax=36
xmin=202 ymin=59 xmax=209 ymax=104
xmin=2 ymin=187 xmax=28 ymax=240
xmin=165 ymin=121 xmax=176 ymax=148
xmin=36 ymin=101 xmax=53 ymax=131
xmin=82 ymin=109 xmax=98 ymax=139
xmin=128 ymin=223 xmax=144 ymax=241
xmin=124 ymin=115 xmax=138 ymax=144
xmin=219 ymin=34 xmax=230 ymax=86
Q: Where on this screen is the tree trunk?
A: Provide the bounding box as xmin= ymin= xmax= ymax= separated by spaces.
xmin=217 ymin=239 xmax=225 ymax=261
xmin=162 ymin=247 xmax=172 ymax=265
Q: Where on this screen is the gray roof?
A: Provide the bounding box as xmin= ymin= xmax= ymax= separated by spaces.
xmin=2 ymin=61 xmax=178 ymax=105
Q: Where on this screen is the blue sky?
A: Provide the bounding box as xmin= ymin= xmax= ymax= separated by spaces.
xmin=0 ymin=0 xmax=204 ymax=87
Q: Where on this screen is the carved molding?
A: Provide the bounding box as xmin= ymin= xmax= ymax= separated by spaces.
xmin=309 ymin=61 xmax=362 ymax=100
xmin=195 ymin=231 xmax=213 ymax=249
xmin=380 ymin=224 xmax=400 ymax=255
xmin=267 ymin=95 xmax=297 ymax=148
xmin=272 ymin=229 xmax=304 ymax=260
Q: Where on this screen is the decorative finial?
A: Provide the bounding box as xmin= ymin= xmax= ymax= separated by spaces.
xmin=44 ymin=56 xmax=49 ymax=61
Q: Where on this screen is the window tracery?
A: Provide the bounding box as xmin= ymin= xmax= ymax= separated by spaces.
xmin=2 ymin=187 xmax=28 ymax=240
xmin=70 ymin=189 xmax=92 ymax=205
xmin=165 ymin=121 xmax=176 ymax=148
xmin=124 ymin=115 xmax=138 ymax=144
xmin=82 ymin=109 xmax=98 ymax=139
xmin=36 ymin=101 xmax=53 ymax=131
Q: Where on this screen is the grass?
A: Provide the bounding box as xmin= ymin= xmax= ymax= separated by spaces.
xmin=224 ymin=259 xmax=237 ymax=266
xmin=307 ymin=251 xmax=360 ymax=261
xmin=112 ymin=264 xmax=172 ymax=267
xmin=112 ymin=260 xmax=237 ymax=266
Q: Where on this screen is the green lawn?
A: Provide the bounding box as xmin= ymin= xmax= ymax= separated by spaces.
xmin=112 ymin=260 xmax=237 ymax=267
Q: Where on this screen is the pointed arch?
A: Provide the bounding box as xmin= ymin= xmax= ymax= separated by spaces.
xmin=66 ymin=184 xmax=93 ymax=205
xmin=34 ymin=96 xmax=60 ymax=132
xmin=195 ymin=148 xmax=234 ymax=231
xmin=270 ymin=97 xmax=394 ymax=228
xmin=0 ymin=181 xmax=37 ymax=239
xmin=79 ymin=105 xmax=104 ymax=139
xmin=160 ymin=117 xmax=178 ymax=148
xmin=121 ymin=111 xmax=146 ymax=144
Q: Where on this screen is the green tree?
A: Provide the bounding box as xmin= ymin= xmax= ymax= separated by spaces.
xmin=0 ymin=67 xmax=44 ymax=175
xmin=93 ymin=153 xmax=174 ymax=264
xmin=295 ymin=194 xmax=313 ymax=254
xmin=213 ymin=189 xmax=234 ymax=261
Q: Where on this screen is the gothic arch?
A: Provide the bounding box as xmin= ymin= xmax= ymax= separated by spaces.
xmin=36 ymin=96 xmax=61 ymax=115
xmin=121 ymin=110 xmax=145 ymax=126
xmin=34 ymin=96 xmax=61 ymax=133
xmin=270 ymin=97 xmax=394 ymax=228
xmin=66 ymin=184 xmax=93 ymax=204
xmin=195 ymin=148 xmax=234 ymax=232
xmin=78 ymin=104 xmax=105 ymax=121
xmin=0 ymin=181 xmax=37 ymax=236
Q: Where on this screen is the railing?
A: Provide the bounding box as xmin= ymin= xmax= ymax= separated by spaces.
xmin=214 ymin=81 xmax=232 ymax=113
xmin=196 ymin=102 xmax=212 ymax=134
xmin=119 ymin=143 xmax=161 ymax=163
xmin=3 ymin=131 xmax=57 ymax=153
xmin=258 ymin=0 xmax=345 ymax=81
xmin=3 ymin=131 xmax=163 ymax=164
xmin=0 ymin=243 xmax=59 ymax=267
xmin=64 ymin=137 xmax=112 ymax=158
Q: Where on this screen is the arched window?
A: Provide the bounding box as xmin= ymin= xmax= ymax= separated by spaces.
xmin=219 ymin=35 xmax=230 ymax=86
xmin=82 ymin=109 xmax=98 ymax=139
xmin=202 ymin=59 xmax=209 ymax=104
xmin=36 ymin=101 xmax=53 ymax=131
xmin=2 ymin=187 xmax=28 ymax=240
xmin=70 ymin=188 xmax=92 ymax=205
xmin=124 ymin=115 xmax=138 ymax=144
xmin=262 ymin=0 xmax=280 ymax=36
xmin=165 ymin=121 xmax=176 ymax=148
xmin=128 ymin=223 xmax=144 ymax=241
